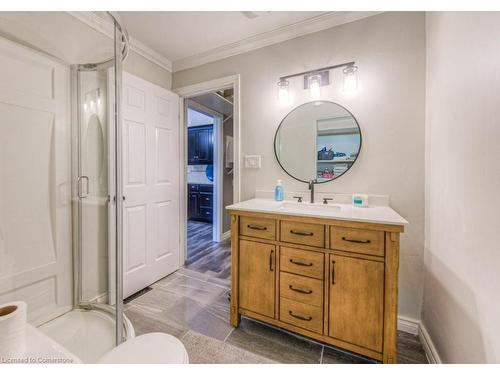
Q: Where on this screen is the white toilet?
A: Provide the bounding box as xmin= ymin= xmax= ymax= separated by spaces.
xmin=98 ymin=333 xmax=189 ymax=364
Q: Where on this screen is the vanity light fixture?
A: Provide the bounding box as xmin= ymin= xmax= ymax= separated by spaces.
xmin=343 ymin=65 xmax=359 ymax=93
xmin=277 ymin=78 xmax=290 ymax=104
xmin=277 ymin=61 xmax=357 ymax=102
xmin=308 ymin=74 xmax=322 ymax=100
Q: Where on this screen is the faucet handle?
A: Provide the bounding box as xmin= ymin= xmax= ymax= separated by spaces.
xmin=323 ymin=197 xmax=333 ymax=204
xmin=293 ymin=196 xmax=303 ymax=203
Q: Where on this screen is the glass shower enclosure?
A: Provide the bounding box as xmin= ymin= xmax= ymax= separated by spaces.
xmin=0 ymin=11 xmax=130 ymax=362
xmin=71 ymin=13 xmax=129 ymax=346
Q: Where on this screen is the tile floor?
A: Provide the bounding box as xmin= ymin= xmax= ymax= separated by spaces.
xmin=124 ymin=267 xmax=429 ymax=364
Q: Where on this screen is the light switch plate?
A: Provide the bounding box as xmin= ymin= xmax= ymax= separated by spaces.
xmin=244 ymin=155 xmax=261 ymax=169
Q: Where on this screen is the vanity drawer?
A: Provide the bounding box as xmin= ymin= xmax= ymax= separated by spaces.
xmin=280 ymin=272 xmax=323 ymax=307
xmin=239 ymin=216 xmax=276 ymax=240
xmin=330 ymin=227 xmax=385 ymax=257
xmin=280 ymin=221 xmax=325 ymax=247
xmin=280 ymin=297 xmax=323 ymax=334
xmin=280 ymin=247 xmax=324 ymax=279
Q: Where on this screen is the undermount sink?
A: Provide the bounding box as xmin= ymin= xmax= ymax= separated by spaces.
xmin=278 ymin=202 xmax=341 ymax=212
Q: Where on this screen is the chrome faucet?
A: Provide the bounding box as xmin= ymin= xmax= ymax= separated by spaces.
xmin=308 ymin=179 xmax=317 ymax=203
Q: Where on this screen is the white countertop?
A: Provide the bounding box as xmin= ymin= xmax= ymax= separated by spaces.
xmin=226 ymin=198 xmax=408 ymax=227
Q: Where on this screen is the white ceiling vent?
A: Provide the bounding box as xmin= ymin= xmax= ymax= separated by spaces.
xmin=241 ymin=11 xmax=271 ymax=19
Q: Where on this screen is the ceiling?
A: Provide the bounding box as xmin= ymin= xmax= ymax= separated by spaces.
xmin=119 ymin=11 xmax=328 ymax=65
xmin=187 ymin=107 xmax=214 ymax=127
xmin=0 ymin=12 xmax=115 ymax=64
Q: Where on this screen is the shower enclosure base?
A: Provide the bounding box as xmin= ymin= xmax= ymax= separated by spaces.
xmin=39 ymin=309 xmax=135 ymax=363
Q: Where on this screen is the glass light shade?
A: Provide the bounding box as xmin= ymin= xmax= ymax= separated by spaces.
xmin=343 ymin=65 xmax=358 ymax=93
xmin=309 ymin=75 xmax=321 ymax=99
xmin=277 ymin=79 xmax=290 ymax=103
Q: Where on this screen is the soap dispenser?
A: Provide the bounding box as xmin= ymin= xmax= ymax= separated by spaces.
xmin=274 ymin=180 xmax=284 ymax=201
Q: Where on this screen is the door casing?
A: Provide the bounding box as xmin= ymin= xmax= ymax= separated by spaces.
xmin=175 ymin=74 xmax=241 ymax=266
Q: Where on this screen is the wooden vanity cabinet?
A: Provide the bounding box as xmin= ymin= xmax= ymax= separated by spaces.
xmin=328 ymin=254 xmax=385 ymax=352
xmin=238 ymin=239 xmax=276 ymax=318
xmin=229 ymin=211 xmax=403 ymax=363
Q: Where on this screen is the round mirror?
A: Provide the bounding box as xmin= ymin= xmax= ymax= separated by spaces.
xmin=274 ymin=101 xmax=361 ymax=183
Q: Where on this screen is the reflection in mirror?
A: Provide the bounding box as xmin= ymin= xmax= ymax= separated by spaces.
xmin=274 ymin=101 xmax=361 ymax=183
xmin=85 ymin=114 xmax=105 ymax=182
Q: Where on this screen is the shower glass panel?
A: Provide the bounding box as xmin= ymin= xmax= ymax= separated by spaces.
xmin=72 ymin=13 xmax=128 ymax=346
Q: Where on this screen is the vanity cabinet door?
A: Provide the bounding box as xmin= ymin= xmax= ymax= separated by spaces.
xmin=239 ymin=240 xmax=276 ymax=318
xmin=328 ymin=254 xmax=384 ymax=352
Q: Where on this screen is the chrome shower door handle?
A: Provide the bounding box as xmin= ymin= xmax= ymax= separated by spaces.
xmin=77 ymin=176 xmax=89 ymax=199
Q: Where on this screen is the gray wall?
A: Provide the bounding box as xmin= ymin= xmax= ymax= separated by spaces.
xmin=173 ymin=12 xmax=426 ymax=321
xmin=423 ymin=12 xmax=500 ymax=363
xmin=124 ymin=50 xmax=172 ymax=89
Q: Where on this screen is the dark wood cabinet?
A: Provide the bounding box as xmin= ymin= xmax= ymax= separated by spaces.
xmin=188 ymin=192 xmax=199 ymax=219
xmin=188 ymin=125 xmax=213 ymax=165
xmin=187 ymin=184 xmax=213 ymax=223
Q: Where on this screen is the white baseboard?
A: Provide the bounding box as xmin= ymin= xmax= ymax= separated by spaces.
xmin=220 ymin=230 xmax=231 ymax=242
xmin=397 ymin=315 xmax=420 ymax=335
xmin=397 ymin=315 xmax=442 ymax=364
xmin=419 ymin=322 xmax=442 ymax=364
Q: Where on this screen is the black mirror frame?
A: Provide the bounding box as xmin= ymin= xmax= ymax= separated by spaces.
xmin=273 ymin=100 xmax=362 ymax=184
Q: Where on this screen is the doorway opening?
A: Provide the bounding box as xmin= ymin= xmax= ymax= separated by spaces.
xmin=184 ymin=89 xmax=234 ymax=280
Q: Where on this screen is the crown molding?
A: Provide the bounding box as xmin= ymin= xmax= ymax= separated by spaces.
xmin=68 ymin=11 xmax=381 ymax=74
xmin=129 ymin=37 xmax=173 ymax=72
xmin=67 ymin=11 xmax=173 ymax=72
xmin=172 ymin=11 xmax=382 ymax=72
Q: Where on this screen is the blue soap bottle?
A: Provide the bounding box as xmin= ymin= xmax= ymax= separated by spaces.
xmin=274 ymin=180 xmax=284 ymax=201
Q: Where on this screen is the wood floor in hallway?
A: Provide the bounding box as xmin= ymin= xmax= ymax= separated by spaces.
xmin=185 ymin=220 xmax=231 ymax=280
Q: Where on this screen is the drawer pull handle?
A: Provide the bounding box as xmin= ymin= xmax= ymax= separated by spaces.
xmin=269 ymin=249 xmax=274 ymax=271
xmin=248 ymin=224 xmax=267 ymax=231
xmin=341 ymin=237 xmax=371 ymax=244
xmin=288 ymin=310 xmax=312 ymax=321
xmin=290 ymin=230 xmax=314 ymax=236
xmin=289 ymin=259 xmax=313 ymax=267
xmin=331 ymin=260 xmax=336 ymax=285
xmin=289 ymin=285 xmax=313 ymax=294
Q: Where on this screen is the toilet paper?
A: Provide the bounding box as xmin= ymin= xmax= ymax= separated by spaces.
xmin=0 ymin=301 xmax=27 ymax=358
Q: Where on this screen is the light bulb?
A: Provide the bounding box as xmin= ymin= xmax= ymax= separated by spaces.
xmin=343 ymin=65 xmax=358 ymax=94
xmin=309 ymin=75 xmax=321 ymax=100
xmin=277 ymin=79 xmax=289 ymax=104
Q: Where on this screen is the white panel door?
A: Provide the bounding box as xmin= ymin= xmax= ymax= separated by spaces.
xmin=122 ymin=72 xmax=180 ymax=298
xmin=0 ymin=36 xmax=72 ymax=325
